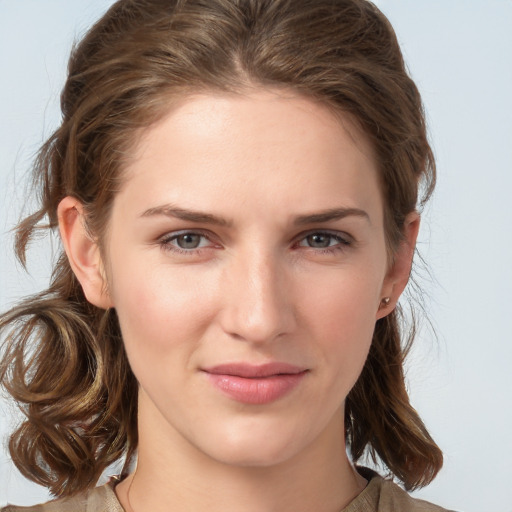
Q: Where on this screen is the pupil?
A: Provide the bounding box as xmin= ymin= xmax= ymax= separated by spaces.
xmin=178 ymin=234 xmax=200 ymax=249
xmin=308 ymin=234 xmax=330 ymax=248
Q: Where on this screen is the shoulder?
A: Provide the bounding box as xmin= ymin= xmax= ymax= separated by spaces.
xmin=345 ymin=468 xmax=456 ymax=512
xmin=375 ymin=478 xmax=454 ymax=512
xmin=1 ymin=479 xmax=124 ymax=512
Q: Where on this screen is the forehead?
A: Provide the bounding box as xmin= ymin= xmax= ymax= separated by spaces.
xmin=116 ymin=88 xmax=382 ymax=226
xmin=130 ymin=88 xmax=375 ymax=167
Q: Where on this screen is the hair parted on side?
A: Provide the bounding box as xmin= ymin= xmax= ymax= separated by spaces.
xmin=0 ymin=0 xmax=441 ymax=497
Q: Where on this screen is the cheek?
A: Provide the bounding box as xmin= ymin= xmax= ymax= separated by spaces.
xmin=301 ymin=265 xmax=382 ymax=329
xmin=107 ymin=252 xmax=217 ymax=365
xmin=297 ymin=264 xmax=383 ymax=370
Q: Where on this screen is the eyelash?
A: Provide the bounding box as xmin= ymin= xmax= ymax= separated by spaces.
xmin=295 ymin=231 xmax=352 ymax=254
xmin=158 ymin=230 xmax=353 ymax=256
xmin=159 ymin=230 xmax=215 ymax=255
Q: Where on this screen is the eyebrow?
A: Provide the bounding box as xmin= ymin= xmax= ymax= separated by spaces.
xmin=141 ymin=204 xmax=370 ymax=227
xmin=140 ymin=205 xmax=231 ymax=227
xmin=293 ymin=207 xmax=370 ymax=226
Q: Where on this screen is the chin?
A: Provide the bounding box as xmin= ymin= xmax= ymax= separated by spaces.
xmin=196 ymin=420 xmax=310 ymax=469
xmin=206 ymin=442 xmax=298 ymax=469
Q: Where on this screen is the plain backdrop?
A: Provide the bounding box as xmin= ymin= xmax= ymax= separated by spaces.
xmin=1 ymin=1 xmax=511 ymax=511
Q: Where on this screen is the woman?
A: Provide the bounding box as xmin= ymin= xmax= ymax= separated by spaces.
xmin=0 ymin=0 xmax=453 ymax=510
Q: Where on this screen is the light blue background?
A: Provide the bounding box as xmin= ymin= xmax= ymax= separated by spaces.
xmin=1 ymin=2 xmax=511 ymax=511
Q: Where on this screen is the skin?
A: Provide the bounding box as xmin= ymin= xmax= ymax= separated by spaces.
xmin=58 ymin=88 xmax=419 ymax=512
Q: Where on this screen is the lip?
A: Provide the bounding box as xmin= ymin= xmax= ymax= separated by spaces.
xmin=202 ymin=363 xmax=308 ymax=405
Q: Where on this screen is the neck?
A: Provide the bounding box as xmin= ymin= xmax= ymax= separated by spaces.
xmin=116 ymin=399 xmax=366 ymax=512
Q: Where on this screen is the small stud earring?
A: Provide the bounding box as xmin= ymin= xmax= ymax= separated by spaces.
xmin=379 ymin=297 xmax=391 ymax=309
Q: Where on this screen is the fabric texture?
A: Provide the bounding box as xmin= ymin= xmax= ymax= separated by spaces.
xmin=1 ymin=469 xmax=454 ymax=512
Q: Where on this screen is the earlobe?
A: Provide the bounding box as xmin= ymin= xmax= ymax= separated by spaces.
xmin=376 ymin=212 xmax=420 ymax=320
xmin=57 ymin=196 xmax=113 ymax=309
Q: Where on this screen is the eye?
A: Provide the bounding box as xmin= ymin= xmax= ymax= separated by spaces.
xmin=174 ymin=233 xmax=205 ymax=249
xmin=159 ymin=230 xmax=214 ymax=254
xmin=296 ymin=231 xmax=352 ymax=252
xmin=303 ymin=233 xmax=336 ymax=248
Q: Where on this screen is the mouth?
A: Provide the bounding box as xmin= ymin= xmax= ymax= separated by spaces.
xmin=201 ymin=362 xmax=309 ymax=405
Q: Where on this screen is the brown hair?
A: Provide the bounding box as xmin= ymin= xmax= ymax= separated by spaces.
xmin=0 ymin=0 xmax=441 ymax=497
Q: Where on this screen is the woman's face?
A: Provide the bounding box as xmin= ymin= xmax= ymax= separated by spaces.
xmin=94 ymin=89 xmax=402 ymax=467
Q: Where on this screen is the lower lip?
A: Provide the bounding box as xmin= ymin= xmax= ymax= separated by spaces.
xmin=204 ymin=372 xmax=307 ymax=405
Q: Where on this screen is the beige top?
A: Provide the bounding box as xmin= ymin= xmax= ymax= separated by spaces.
xmin=1 ymin=471 xmax=454 ymax=512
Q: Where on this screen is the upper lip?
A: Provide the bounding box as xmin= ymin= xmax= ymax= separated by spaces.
xmin=202 ymin=362 xmax=308 ymax=378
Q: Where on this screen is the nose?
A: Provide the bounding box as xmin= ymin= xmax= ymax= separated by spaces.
xmin=218 ymin=248 xmax=296 ymax=344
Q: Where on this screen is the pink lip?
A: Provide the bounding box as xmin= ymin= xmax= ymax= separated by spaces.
xmin=202 ymin=363 xmax=308 ymax=405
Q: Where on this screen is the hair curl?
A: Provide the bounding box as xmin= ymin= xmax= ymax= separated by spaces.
xmin=1 ymin=0 xmax=441 ymax=497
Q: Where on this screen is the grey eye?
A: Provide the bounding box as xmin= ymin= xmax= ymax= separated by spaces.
xmin=175 ymin=233 xmax=203 ymax=249
xmin=306 ymin=233 xmax=333 ymax=248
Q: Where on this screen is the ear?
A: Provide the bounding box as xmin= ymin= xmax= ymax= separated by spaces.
xmin=58 ymin=196 xmax=113 ymax=309
xmin=376 ymin=212 xmax=420 ymax=320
